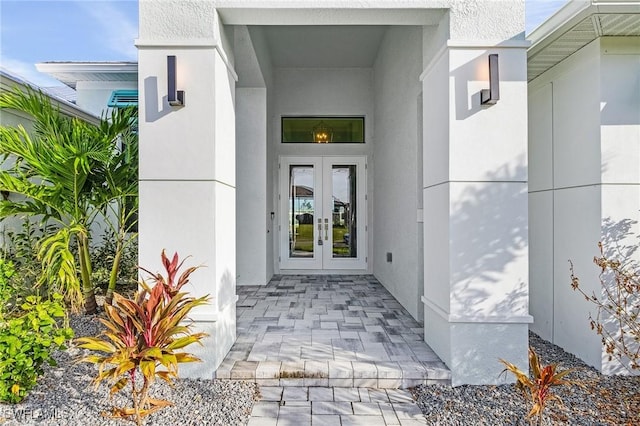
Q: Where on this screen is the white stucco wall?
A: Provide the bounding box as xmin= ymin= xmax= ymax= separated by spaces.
xmin=528 ymin=39 xmax=602 ymax=369
xmin=422 ymin=3 xmax=530 ymax=384
xmin=236 ymin=88 xmax=268 ymax=285
xmin=248 ymin=27 xmax=277 ymax=281
xmin=213 ymin=0 xmax=522 ymax=42
xmin=423 ymin=46 xmax=451 ymax=321
xmin=529 ymin=38 xmax=599 ymax=369
xmin=137 ymin=8 xmax=238 ymax=377
xmin=272 ymin=67 xmax=373 ymax=159
xmin=234 ymin=25 xmax=272 ymax=286
xmin=372 ymin=26 xmax=423 ymax=321
xmin=528 ymin=36 xmax=640 ymax=373
xmin=593 ymin=38 xmax=640 ymax=374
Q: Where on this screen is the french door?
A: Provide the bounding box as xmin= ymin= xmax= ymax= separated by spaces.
xmin=279 ymin=156 xmax=367 ymax=270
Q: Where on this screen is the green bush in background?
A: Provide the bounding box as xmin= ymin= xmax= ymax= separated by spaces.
xmin=0 ymin=258 xmax=73 ymax=403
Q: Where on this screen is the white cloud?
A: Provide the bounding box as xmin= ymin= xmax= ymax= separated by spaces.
xmin=0 ymin=56 xmax=64 ymax=87
xmin=76 ymin=0 xmax=138 ymax=60
xmin=526 ymin=0 xmax=571 ymax=34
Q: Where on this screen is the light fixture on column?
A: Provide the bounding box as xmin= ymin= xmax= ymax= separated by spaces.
xmin=481 ymin=54 xmax=500 ymax=105
xmin=313 ymin=121 xmax=332 ymax=143
xmin=167 ymin=55 xmax=185 ymax=107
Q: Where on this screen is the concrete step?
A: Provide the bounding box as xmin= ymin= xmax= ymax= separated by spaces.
xmin=214 ymin=360 xmax=451 ymax=388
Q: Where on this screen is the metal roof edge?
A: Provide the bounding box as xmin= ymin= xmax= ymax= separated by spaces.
xmin=36 ymin=62 xmax=138 ymax=74
xmin=527 ymin=1 xmax=594 ymax=56
xmin=0 ymin=69 xmax=100 ymax=124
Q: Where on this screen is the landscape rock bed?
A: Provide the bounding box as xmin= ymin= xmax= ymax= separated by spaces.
xmin=2 ymin=313 xmax=638 ymax=425
xmin=0 ymin=314 xmax=258 ymax=426
xmin=412 ymin=332 xmax=640 ymax=425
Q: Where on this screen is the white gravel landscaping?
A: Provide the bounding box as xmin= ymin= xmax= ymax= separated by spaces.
xmin=412 ymin=332 xmax=640 ymax=425
xmin=2 ymin=314 xmax=638 ymax=425
xmin=0 ymin=314 xmax=259 ymax=426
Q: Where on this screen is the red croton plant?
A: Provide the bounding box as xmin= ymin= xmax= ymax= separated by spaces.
xmin=500 ymin=348 xmax=580 ymax=426
xmin=77 ymin=251 xmax=209 ymax=426
xmin=139 ymin=250 xmax=201 ymax=301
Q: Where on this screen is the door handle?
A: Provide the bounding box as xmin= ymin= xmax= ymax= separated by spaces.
xmin=317 ymin=219 xmax=323 ymax=245
xmin=324 ymin=218 xmax=329 ymax=241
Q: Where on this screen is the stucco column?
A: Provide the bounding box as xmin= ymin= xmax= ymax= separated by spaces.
xmin=422 ymin=7 xmax=531 ymax=385
xmin=136 ymin=3 xmax=237 ymax=378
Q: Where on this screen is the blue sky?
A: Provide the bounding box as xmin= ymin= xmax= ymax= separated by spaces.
xmin=1 ymin=0 xmax=568 ymax=88
xmin=1 ymin=0 xmax=138 ymax=86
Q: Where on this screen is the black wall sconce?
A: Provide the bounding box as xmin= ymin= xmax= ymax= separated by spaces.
xmin=481 ymin=54 xmax=499 ymax=105
xmin=167 ymin=55 xmax=185 ymax=107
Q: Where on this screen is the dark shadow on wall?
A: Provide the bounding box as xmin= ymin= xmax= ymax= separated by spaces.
xmin=144 ymin=76 xmax=171 ymax=123
xmin=448 ymin=160 xmax=529 ymax=318
xmin=451 ymin=37 xmax=526 ymax=121
xmin=601 ymin=217 xmax=639 ymax=267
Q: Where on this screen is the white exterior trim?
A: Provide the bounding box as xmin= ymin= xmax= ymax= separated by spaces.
xmin=446 ymin=40 xmax=531 ymax=49
xmin=188 ymin=295 xmax=239 ymax=322
xmin=135 ymin=39 xmax=239 ymax=82
xmin=135 ymin=39 xmax=218 ymax=47
xmin=422 ymin=296 xmax=534 ymax=324
xmin=420 ymin=40 xmax=530 ymax=82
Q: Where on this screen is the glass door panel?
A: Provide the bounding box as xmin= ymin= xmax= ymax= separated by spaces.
xmin=289 ymin=165 xmax=315 ymax=258
xmin=321 ymin=157 xmax=366 ymax=270
xmin=280 ymin=156 xmax=366 ymax=271
xmin=331 ymin=165 xmax=357 ymax=258
xmin=280 ymin=157 xmax=322 ymax=270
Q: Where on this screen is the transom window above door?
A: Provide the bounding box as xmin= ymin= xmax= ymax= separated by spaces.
xmin=281 ymin=117 xmax=365 ymax=143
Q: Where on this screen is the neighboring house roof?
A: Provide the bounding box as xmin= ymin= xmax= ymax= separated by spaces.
xmin=42 ymin=85 xmax=77 ymax=104
xmin=0 ymin=68 xmax=100 ymax=124
xmin=35 ymin=62 xmax=138 ymax=89
xmin=293 ymin=185 xmax=314 ymax=197
xmin=527 ymin=0 xmax=640 ymax=82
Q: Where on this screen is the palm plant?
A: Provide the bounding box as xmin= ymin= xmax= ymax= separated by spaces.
xmin=0 ymin=87 xmax=136 ymax=314
xmin=92 ymin=118 xmax=138 ymax=306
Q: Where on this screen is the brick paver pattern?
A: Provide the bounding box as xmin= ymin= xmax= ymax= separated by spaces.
xmin=249 ymin=386 xmax=430 ymax=426
xmin=216 ymin=275 xmax=452 ymax=425
xmin=215 ymin=275 xmax=450 ymax=388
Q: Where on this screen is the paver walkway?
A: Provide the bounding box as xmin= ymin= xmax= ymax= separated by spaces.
xmin=215 ymin=275 xmax=450 ymax=388
xmin=215 ymin=275 xmax=449 ymax=425
xmin=248 ymin=386 xmax=428 ymax=426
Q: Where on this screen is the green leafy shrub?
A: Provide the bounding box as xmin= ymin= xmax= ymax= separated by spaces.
xmin=3 ymin=220 xmax=53 ymax=296
xmin=0 ymin=293 xmax=74 ymax=403
xmin=0 ymin=257 xmax=17 ymax=317
xmin=77 ymin=251 xmax=208 ymax=425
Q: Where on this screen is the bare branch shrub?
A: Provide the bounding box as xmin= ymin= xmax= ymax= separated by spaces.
xmin=570 ymin=242 xmax=640 ymax=371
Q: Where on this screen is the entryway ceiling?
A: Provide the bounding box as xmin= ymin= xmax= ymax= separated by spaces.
xmin=258 ymin=25 xmax=388 ymax=68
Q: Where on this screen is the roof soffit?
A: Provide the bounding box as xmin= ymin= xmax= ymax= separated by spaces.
xmin=528 ymin=2 xmax=640 ymax=82
xmin=35 ymin=62 xmax=138 ymax=89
